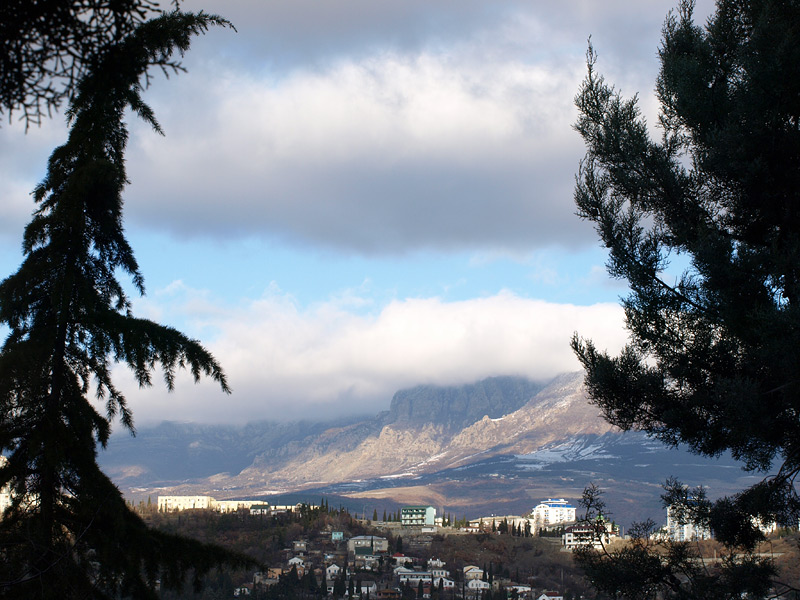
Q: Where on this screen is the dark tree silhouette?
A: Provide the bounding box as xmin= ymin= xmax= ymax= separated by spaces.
xmin=0 ymin=10 xmax=253 ymax=599
xmin=0 ymin=0 xmax=192 ymax=127
xmin=572 ymin=0 xmax=800 ymax=597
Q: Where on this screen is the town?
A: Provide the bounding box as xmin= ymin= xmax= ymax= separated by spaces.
xmin=146 ymin=495 xmax=798 ymax=599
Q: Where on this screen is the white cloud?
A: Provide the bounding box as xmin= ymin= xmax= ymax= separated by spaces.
xmin=117 ymin=286 xmax=627 ymax=425
xmin=124 ymin=44 xmax=587 ymax=253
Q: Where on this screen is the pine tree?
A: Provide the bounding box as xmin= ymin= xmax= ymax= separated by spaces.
xmin=0 ymin=11 xmax=252 ymax=599
xmin=571 ymin=0 xmax=800 ymax=596
xmin=1 ymin=0 xmax=172 ymax=127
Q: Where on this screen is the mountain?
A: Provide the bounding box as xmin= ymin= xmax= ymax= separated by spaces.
xmin=101 ymin=376 xmax=543 ymax=487
xmin=100 ymin=373 xmax=751 ymax=526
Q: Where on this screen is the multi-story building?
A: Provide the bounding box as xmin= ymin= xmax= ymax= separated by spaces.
xmin=401 ymin=505 xmax=436 ymax=527
xmin=347 ymin=535 xmax=389 ymax=555
xmin=531 ymin=498 xmax=577 ymax=526
xmin=666 ymin=505 xmax=712 ymax=542
xmin=157 ymin=495 xmax=214 ymax=512
xmin=348 ymin=534 xmax=389 ymax=569
xmin=562 ymin=519 xmax=617 ymax=550
xmin=156 ymin=495 xmax=316 ymax=514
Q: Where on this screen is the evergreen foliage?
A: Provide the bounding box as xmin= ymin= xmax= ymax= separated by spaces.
xmin=572 ymin=0 xmax=800 ymax=596
xmin=0 ymin=10 xmax=254 ymax=599
xmin=1 ymin=0 xmax=180 ymax=127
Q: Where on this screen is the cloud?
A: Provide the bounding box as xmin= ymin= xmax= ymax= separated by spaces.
xmin=118 ymin=0 xmax=717 ymax=256
xmin=3 ymin=1 xmax=718 ymax=259
xmin=115 ymin=285 xmax=627 ymax=425
xmin=0 ymin=118 xmax=68 ymax=242
xmin=124 ymin=44 xmax=587 ymax=254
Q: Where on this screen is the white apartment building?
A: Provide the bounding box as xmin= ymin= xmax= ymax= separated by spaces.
xmin=401 ymin=505 xmax=436 ymax=527
xmin=157 ymin=496 xmax=316 ymax=514
xmin=531 ymin=498 xmax=577 ymax=526
xmin=666 ymin=505 xmax=712 ymax=542
xmin=157 ymin=495 xmax=214 ymax=512
xmin=562 ymin=520 xmax=616 ymax=550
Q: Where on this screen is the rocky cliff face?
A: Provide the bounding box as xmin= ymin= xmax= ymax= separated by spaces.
xmin=231 ymin=372 xmax=614 ymax=491
xmin=384 ymin=376 xmax=544 ymax=429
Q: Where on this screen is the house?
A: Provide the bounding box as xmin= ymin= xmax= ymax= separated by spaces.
xmin=392 ymin=553 xmax=412 ymax=566
xmin=434 ymin=578 xmax=455 ymax=590
xmin=537 ymin=592 xmax=563 ymax=600
xmin=347 ymin=535 xmax=389 ymax=554
xmin=326 ymin=564 xmax=342 ymax=581
xmin=467 ymin=579 xmax=491 ymax=597
xmin=348 ymin=535 xmax=388 ymax=569
xmin=400 ymin=505 xmax=436 ymax=527
xmin=376 ymin=589 xmax=401 ymax=600
xmin=358 ymin=580 xmax=378 ymax=596
xmin=249 ymin=504 xmax=270 ymax=515
xmin=463 ymin=566 xmax=484 ymax=581
xmin=509 ymin=585 xmax=532 ymax=595
xmin=427 ymin=557 xmax=445 ymax=569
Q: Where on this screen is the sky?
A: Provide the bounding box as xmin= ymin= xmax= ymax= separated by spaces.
xmin=0 ymin=0 xmax=716 ymax=425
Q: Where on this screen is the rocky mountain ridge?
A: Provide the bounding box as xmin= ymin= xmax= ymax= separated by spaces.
xmin=101 ymin=372 xmax=748 ymax=524
xmin=103 ymin=372 xmax=612 ymax=491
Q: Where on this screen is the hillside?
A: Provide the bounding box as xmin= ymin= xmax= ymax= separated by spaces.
xmin=101 ymin=372 xmax=750 ymax=526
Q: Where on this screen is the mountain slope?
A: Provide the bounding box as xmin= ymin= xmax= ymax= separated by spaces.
xmin=230 ymin=372 xmax=611 ymax=490
xmin=101 ymin=372 xmax=753 ymax=526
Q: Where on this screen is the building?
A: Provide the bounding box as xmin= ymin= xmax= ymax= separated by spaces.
xmin=157 ymin=495 xmax=214 ymax=512
xmin=531 ymin=499 xmax=577 ymax=527
xmin=250 ymin=504 xmax=271 ymax=515
xmin=427 ymin=557 xmax=448 ymax=580
xmin=397 ymin=570 xmax=433 ymax=585
xmin=347 ymin=535 xmax=389 ymax=554
xmin=401 ymin=505 xmax=436 ymax=527
xmin=215 ymin=499 xmax=257 ymax=513
xmin=325 ymin=564 xmax=341 ymax=581
xmin=666 ymin=505 xmax=712 ymax=542
xmin=463 ymin=566 xmax=484 ymax=581
xmin=467 ymin=579 xmax=491 ymax=597
xmin=468 ymin=515 xmax=533 ymax=533
xmin=562 ymin=523 xmax=608 ymax=550
xmin=348 ymin=535 xmax=389 ymax=569
xmin=157 ymin=495 xmax=316 ymax=514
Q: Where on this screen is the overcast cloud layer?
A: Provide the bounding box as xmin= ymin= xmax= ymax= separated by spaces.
xmin=3 ymin=1 xmax=715 ymax=424
xmin=119 ymin=0 xmax=714 ymax=254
